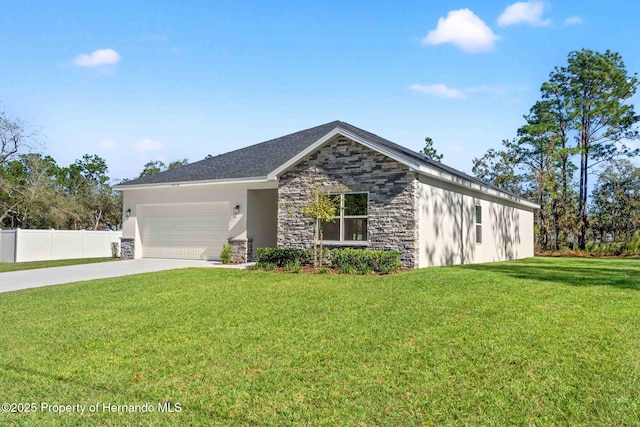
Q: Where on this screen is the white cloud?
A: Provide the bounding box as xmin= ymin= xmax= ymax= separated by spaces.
xmin=72 ymin=48 xmax=121 ymax=67
xmin=98 ymin=138 xmax=118 ymax=149
xmin=423 ymin=9 xmax=499 ymax=53
xmin=410 ymin=83 xmax=466 ymax=100
xmin=133 ymin=138 xmax=163 ymax=152
xmin=564 ymin=16 xmax=583 ymax=25
xmin=498 ymin=1 xmax=551 ymax=27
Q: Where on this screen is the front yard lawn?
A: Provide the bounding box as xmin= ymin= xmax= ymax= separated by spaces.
xmin=0 ymin=257 xmax=639 ymax=425
xmin=0 ymin=258 xmax=115 ymax=273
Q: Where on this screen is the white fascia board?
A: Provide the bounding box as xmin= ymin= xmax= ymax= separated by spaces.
xmin=413 ymin=164 xmax=540 ymax=209
xmin=267 ymin=127 xmax=421 ymax=180
xmin=113 ymin=176 xmax=273 ymax=191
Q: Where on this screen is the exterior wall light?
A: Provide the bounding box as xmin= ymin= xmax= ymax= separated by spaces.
xmin=125 ymin=208 xmax=131 ymax=219
xmin=233 ymin=205 xmax=240 ymax=216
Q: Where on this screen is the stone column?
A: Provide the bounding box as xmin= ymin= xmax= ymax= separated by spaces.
xmin=120 ymin=237 xmax=135 ymax=259
xmin=227 ymin=238 xmax=254 ymax=263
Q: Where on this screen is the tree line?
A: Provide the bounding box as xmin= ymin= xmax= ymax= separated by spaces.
xmin=472 ymin=49 xmax=640 ymax=252
xmin=0 ymin=109 xmax=195 ymax=230
xmin=0 ymin=148 xmax=122 ymax=230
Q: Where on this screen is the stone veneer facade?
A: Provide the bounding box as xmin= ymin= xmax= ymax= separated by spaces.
xmin=227 ymin=238 xmax=253 ymax=263
xmin=277 ymin=136 xmax=419 ymax=268
xmin=120 ymin=237 xmax=135 ymax=259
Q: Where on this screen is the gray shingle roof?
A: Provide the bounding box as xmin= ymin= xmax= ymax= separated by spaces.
xmin=116 ymin=120 xmax=492 ymax=191
xmin=118 ymin=121 xmax=343 ymax=186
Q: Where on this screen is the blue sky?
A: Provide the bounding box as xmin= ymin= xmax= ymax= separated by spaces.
xmin=1 ymin=1 xmax=639 ymax=181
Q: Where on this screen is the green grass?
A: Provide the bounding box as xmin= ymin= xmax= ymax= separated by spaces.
xmin=0 ymin=257 xmax=639 ymax=426
xmin=0 ymin=258 xmax=115 ymax=273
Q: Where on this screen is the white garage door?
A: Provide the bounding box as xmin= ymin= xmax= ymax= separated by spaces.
xmin=140 ymin=203 xmax=229 ymax=260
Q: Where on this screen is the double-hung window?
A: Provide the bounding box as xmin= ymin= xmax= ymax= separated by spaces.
xmin=320 ymin=193 xmax=368 ymax=242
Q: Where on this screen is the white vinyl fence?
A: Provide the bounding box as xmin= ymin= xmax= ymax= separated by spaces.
xmin=0 ymin=229 xmax=122 ymax=263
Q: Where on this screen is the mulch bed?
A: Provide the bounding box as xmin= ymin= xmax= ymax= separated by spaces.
xmin=536 ymin=252 xmax=640 ymax=258
xmin=251 ymin=265 xmax=409 ymax=275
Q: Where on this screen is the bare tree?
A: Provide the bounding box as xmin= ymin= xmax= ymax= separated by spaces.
xmin=0 ymin=109 xmax=38 ymax=165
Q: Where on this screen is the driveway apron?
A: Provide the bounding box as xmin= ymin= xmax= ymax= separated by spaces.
xmin=0 ymin=259 xmax=248 ymax=293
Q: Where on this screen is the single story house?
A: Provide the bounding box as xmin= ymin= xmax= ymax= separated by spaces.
xmin=114 ymin=121 xmax=538 ymax=268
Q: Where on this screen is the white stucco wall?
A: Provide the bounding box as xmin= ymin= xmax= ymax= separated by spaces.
xmin=247 ymin=189 xmax=278 ymax=251
xmin=417 ymin=175 xmax=535 ymax=268
xmin=120 ymin=181 xmax=277 ymax=259
xmin=119 ymin=173 xmax=534 ymax=266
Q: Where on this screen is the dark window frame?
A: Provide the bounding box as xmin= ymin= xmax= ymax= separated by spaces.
xmin=319 ymin=192 xmax=369 ymax=243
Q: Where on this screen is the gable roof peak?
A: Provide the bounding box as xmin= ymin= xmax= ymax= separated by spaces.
xmin=115 ymin=120 xmax=526 ymax=205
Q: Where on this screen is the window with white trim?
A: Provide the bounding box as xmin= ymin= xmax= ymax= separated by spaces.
xmin=475 ymin=205 xmax=482 ymax=244
xmin=319 ymin=193 xmax=368 ymax=242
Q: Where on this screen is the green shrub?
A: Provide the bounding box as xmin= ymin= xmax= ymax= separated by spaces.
xmin=255 ymin=248 xmax=312 ymax=267
xmin=609 ymin=242 xmax=624 ymax=256
xmin=110 ymin=242 xmax=120 ymax=258
xmin=260 ymin=262 xmax=277 ymax=271
xmin=330 ymin=248 xmax=402 ymax=274
xmin=340 ymin=265 xmax=357 ymax=275
xmin=220 ymin=244 xmax=233 ymax=264
xmin=585 ymin=241 xmax=596 ymax=253
xmin=283 ymin=260 xmax=302 ymax=273
xmin=623 ymin=240 xmax=634 ymax=255
xmin=368 ymin=250 xmax=403 ymax=274
xmin=593 ymin=242 xmax=607 ymax=257
xmin=631 ymin=232 xmax=640 ymax=254
xmin=254 ymin=247 xmax=402 ymax=274
xmin=584 ymin=239 xmax=637 ymax=257
xmin=331 ymin=248 xmax=367 ymax=271
xmin=358 ymin=264 xmax=373 ymax=275
xmin=316 ymin=266 xmax=330 ymax=274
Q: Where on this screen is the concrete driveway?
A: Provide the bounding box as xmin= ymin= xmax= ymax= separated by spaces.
xmin=0 ymin=259 xmax=251 ymax=294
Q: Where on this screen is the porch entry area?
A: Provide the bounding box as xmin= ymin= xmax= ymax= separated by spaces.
xmin=246 ymin=189 xmax=278 ymax=257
